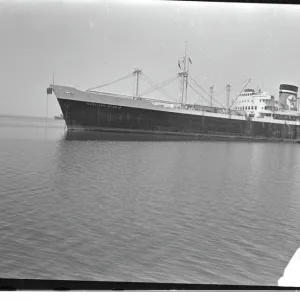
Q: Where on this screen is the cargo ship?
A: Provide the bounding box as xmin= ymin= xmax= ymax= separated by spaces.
xmin=47 ymin=47 xmax=300 ymax=142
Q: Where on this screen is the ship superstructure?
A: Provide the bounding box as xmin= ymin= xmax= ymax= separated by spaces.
xmin=232 ymin=84 xmax=300 ymax=121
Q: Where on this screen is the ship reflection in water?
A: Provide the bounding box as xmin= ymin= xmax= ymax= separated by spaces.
xmin=63 ymin=130 xmax=211 ymax=142
xmin=62 ymin=130 xmax=297 ymax=143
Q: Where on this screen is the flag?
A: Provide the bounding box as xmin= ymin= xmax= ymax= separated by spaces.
xmin=178 ymin=60 xmax=181 ymax=69
xmin=189 ymin=57 xmax=192 ymax=64
xmin=47 ymin=87 xmax=52 ymax=95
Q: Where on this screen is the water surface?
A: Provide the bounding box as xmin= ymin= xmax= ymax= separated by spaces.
xmin=0 ymin=115 xmax=300 ymax=286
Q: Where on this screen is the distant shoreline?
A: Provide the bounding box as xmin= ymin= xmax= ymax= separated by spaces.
xmin=0 ymin=114 xmax=60 ymax=120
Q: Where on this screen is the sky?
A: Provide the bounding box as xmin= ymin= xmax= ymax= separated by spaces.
xmin=1 ymin=0 xmax=300 ymax=117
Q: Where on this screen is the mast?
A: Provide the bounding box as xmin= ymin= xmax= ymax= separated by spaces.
xmin=179 ymin=41 xmax=192 ymax=104
xmin=210 ymin=85 xmax=214 ymax=107
xmin=184 ymin=42 xmax=188 ymax=104
xmin=133 ymin=68 xmax=142 ymax=98
xmin=180 ymin=42 xmax=187 ymax=104
xmin=226 ymin=84 xmax=231 ymax=114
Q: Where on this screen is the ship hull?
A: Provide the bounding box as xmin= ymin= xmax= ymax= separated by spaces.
xmin=51 ymin=85 xmax=300 ymax=143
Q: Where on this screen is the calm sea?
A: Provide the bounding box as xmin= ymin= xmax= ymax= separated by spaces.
xmin=0 ymin=115 xmax=300 ymax=286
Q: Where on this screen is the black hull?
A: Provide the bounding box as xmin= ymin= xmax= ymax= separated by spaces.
xmin=57 ymin=98 xmax=300 ymax=143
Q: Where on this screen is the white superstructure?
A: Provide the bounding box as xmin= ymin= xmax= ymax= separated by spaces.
xmin=232 ymin=87 xmax=300 ymax=121
xmin=233 ymin=88 xmax=278 ymax=117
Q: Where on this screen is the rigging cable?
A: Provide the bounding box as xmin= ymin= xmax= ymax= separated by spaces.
xmin=188 ymin=82 xmax=243 ymax=115
xmin=229 ymin=78 xmax=251 ymax=109
xmin=139 ymin=74 xmax=179 ymax=102
xmin=140 ymin=74 xmax=179 ymax=96
xmin=213 ymin=85 xmax=227 ymax=97
xmin=212 ymin=79 xmax=251 ymax=96
xmin=187 ymin=82 xmax=211 ymax=106
xmin=86 ymin=72 xmax=134 ymax=92
xmin=230 ymin=78 xmax=251 ymax=89
xmin=189 ymin=76 xmax=224 ymax=108
xmin=189 ymin=76 xmax=226 ymax=108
